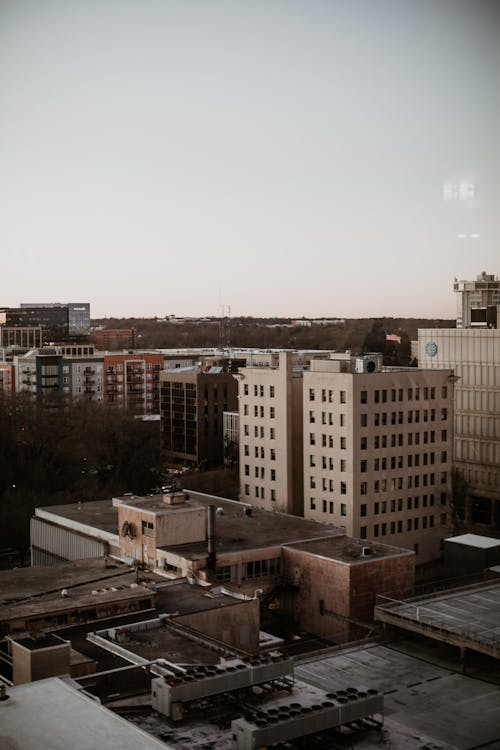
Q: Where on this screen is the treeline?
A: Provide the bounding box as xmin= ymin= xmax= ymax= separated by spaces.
xmin=93 ymin=316 xmax=454 ymax=363
xmin=0 ymin=394 xmax=161 ymax=552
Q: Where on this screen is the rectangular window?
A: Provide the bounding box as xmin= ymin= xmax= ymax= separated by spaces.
xmin=341 ymin=503 xmax=347 ymax=516
xmin=309 ymin=388 xmax=315 ymax=401
xmin=360 ymin=503 xmax=367 ymax=517
xmin=340 ymin=390 xmax=346 ymax=403
xmin=270 ymin=406 xmax=275 ymax=418
xmin=340 ymin=482 xmax=347 ymax=495
xmin=270 ymin=385 xmax=275 ymax=397
xmin=360 ymin=390 xmax=367 ymax=404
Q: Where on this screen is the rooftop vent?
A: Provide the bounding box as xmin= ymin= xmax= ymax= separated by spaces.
xmin=162 ymin=491 xmax=188 ymax=505
xmin=361 ymin=546 xmax=373 ymax=557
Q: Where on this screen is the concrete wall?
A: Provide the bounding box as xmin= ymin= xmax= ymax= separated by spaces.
xmin=11 ymin=640 xmax=71 ymax=685
xmin=176 ymin=598 xmax=260 ymax=654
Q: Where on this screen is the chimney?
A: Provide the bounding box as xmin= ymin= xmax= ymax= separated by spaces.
xmin=207 ymin=505 xmax=216 ymax=573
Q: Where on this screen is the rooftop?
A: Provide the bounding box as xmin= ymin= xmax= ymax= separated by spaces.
xmin=375 ymin=580 xmax=500 ymax=659
xmin=446 ymin=533 xmax=500 ymax=550
xmin=0 ymin=678 xmax=171 ymax=750
xmin=283 ymin=536 xmax=413 ymax=563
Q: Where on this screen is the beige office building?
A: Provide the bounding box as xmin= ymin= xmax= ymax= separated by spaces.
xmin=238 ymin=351 xmax=304 ymax=515
xmin=418 ymin=328 xmax=500 ymax=530
xmin=302 ymin=357 xmax=454 ymax=563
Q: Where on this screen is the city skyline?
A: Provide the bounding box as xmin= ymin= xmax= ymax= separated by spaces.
xmin=1 ymin=0 xmax=499 ymax=319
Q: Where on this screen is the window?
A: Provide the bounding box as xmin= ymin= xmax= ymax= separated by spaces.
xmin=340 ymin=390 xmax=346 ymax=403
xmin=341 ymin=503 xmax=347 ymax=516
xmin=360 ymin=413 xmax=367 ymax=427
xmin=270 ymin=449 xmax=276 ymax=461
xmin=244 ymin=404 xmax=249 ymax=416
xmin=340 ymin=414 xmax=346 ymax=427
xmin=360 ymin=504 xmax=367 ymax=517
xmin=322 ymin=500 xmax=327 ymax=513
xmin=374 ymin=524 xmax=379 ymax=537
xmin=361 ymin=436 xmax=367 ymax=450
xmin=340 ymin=459 xmax=346 ymax=472
xmin=255 ymin=446 xmax=259 ymax=458
xmin=270 ymin=406 xmax=275 ymax=419
xmin=309 ymin=433 xmax=316 ymax=445
xmin=254 ymin=385 xmax=258 ymax=396
xmin=309 ymin=410 xmax=315 ymax=423
xmin=244 ymin=484 xmax=250 ymax=495
xmin=310 ymin=498 xmax=316 ymax=510
xmin=441 ymin=385 xmax=447 ymax=398
xmin=244 ymin=445 xmax=249 ymax=456
xmin=260 ymin=385 xmax=264 ymax=397
xmin=340 ymin=437 xmax=346 ymax=450
xmin=360 ymin=460 xmax=367 ymax=472
xmin=244 ymin=424 xmax=249 ymax=436
xmin=360 ymin=526 xmax=367 ymax=539
xmin=270 ymin=428 xmax=276 ymax=439
xmin=441 ymin=408 xmax=448 ymax=420
xmin=270 ymin=385 xmax=275 ymax=397
xmin=310 ymin=455 xmax=316 ymax=467
xmin=271 ymin=489 xmax=276 ymax=501
xmin=309 ymin=388 xmax=315 ymax=401
xmin=360 ymin=390 xmax=367 ymax=404
xmin=271 ymin=469 xmax=276 ymax=481
xmin=244 ymin=464 xmax=249 ymax=476
xmin=340 ymin=482 xmax=347 ymax=495
xmin=360 ymin=482 xmax=367 ymax=495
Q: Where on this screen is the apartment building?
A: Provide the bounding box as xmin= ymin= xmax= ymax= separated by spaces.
xmin=160 ymin=367 xmax=238 ymax=466
xmin=104 ymin=353 xmax=164 ymax=414
xmin=302 ymin=357 xmax=454 ymax=563
xmin=238 ymin=351 xmax=304 ymax=516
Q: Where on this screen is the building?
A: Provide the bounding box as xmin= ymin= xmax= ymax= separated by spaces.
xmin=160 ymin=367 xmax=238 ymax=467
xmin=454 ymin=271 xmax=500 ymax=329
xmin=223 ymin=410 xmax=239 ymax=467
xmin=13 ymin=346 xmax=103 ymax=402
xmin=29 ymin=491 xmax=415 ymax=643
xmin=238 ymin=351 xmax=304 ymax=515
xmin=0 ymin=363 xmax=15 ymax=396
xmin=419 ymin=274 xmax=500 ymax=534
xmin=0 ymin=326 xmax=42 ymax=349
xmin=302 ymin=356 xmax=454 ymax=564
xmin=0 ymin=303 xmax=90 ymax=343
xmin=92 ymin=327 xmax=138 ymax=350
xmin=104 ymin=352 xmax=164 ymax=413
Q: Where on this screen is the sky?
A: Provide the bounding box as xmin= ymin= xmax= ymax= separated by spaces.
xmin=1 ymin=0 xmax=499 ymax=319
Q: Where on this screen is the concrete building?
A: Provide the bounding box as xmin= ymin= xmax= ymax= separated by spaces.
xmin=29 ymin=491 xmax=415 ymax=644
xmin=238 ymin=351 xmax=304 ymax=515
xmin=160 ymin=367 xmax=238 ymax=467
xmin=0 ymin=325 xmax=42 ymax=349
xmin=454 ymin=271 xmax=500 ymax=329
xmin=303 ymin=356 xmax=454 ymax=564
xmin=419 ymin=274 xmax=500 ymax=534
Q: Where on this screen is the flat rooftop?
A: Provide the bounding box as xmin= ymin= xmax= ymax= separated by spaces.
xmin=162 ymin=491 xmax=345 ymax=557
xmin=0 ymin=678 xmax=171 ymax=750
xmin=296 ymin=642 xmax=500 ymax=750
xmin=284 ymin=536 xmax=412 ymax=563
xmin=375 ymin=580 xmax=500 ymax=659
xmin=0 ymin=558 xmax=154 ymax=624
xmin=446 ymin=533 xmax=500 ymax=549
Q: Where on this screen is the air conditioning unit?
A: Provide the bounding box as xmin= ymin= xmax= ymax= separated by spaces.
xmin=355 ymin=355 xmax=381 ymax=374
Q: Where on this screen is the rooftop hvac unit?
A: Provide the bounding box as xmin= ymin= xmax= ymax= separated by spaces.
xmin=355 ymin=355 xmax=381 ymax=374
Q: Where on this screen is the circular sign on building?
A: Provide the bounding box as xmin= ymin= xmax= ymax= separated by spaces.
xmin=425 ymin=341 xmax=438 ymax=357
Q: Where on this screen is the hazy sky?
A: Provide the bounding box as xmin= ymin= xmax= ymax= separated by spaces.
xmin=1 ymin=0 xmax=499 ymax=319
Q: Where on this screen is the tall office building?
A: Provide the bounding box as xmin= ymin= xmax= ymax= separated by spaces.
xmin=419 ymin=273 xmax=500 ymax=532
xmin=160 ymin=367 xmax=238 ymax=467
xmin=303 ymin=356 xmax=454 ymax=563
xmin=239 ymin=352 xmax=454 ymax=563
xmin=238 ymin=351 xmax=304 ymax=516
xmin=0 ymin=303 xmax=90 ymax=343
xmin=454 ymin=271 xmax=500 ymax=329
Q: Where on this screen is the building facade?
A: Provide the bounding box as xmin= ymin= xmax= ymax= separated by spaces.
xmin=454 ymin=271 xmax=500 ymax=329
xmin=160 ymin=367 xmax=238 ymax=466
xmin=104 ymin=353 xmax=164 ymax=413
xmin=418 ymin=327 xmax=500 ymax=532
xmin=302 ymin=357 xmax=454 ymax=563
xmin=238 ymin=351 xmax=304 ymax=516
xmin=0 ymin=303 xmax=90 ymax=343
